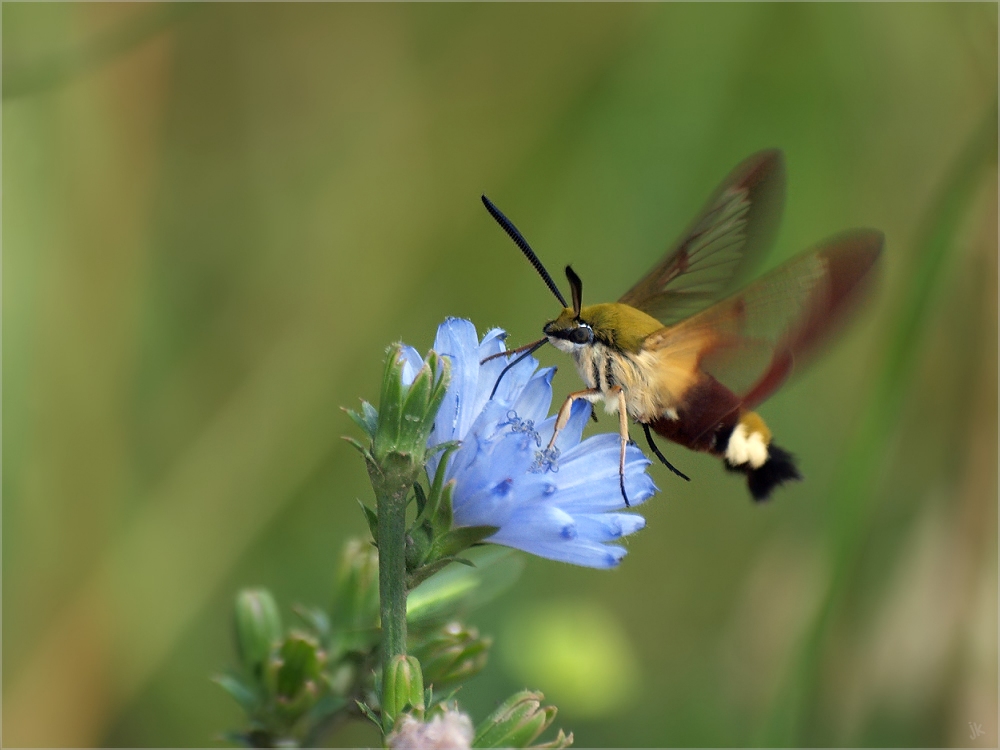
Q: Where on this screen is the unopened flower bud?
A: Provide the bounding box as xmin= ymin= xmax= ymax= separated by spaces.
xmin=233 ymin=588 xmax=283 ymax=679
xmin=372 ymin=345 xmax=449 ymax=466
xmin=383 ymin=654 xmax=425 ymax=729
xmin=331 ymin=538 xmax=380 ymax=644
xmin=412 ymin=621 xmax=491 ymax=688
xmin=474 ymin=690 xmax=562 ymax=748
xmin=275 ymin=631 xmax=322 ymax=700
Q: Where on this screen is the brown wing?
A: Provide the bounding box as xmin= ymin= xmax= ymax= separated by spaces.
xmin=619 ymin=150 xmax=786 ymax=326
xmin=643 ymin=230 xmax=884 ymax=441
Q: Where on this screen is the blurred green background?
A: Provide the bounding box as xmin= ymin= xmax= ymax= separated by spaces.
xmin=3 ymin=3 xmax=997 ymax=747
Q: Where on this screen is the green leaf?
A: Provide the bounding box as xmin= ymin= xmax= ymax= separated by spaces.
xmin=406 ymin=557 xmax=453 ymax=590
xmin=213 ymin=672 xmax=260 ymax=715
xmin=412 ymin=482 xmax=428 ymax=516
xmin=355 ymin=700 xmax=382 ymax=731
xmin=430 ymin=525 xmax=499 ymax=561
xmin=431 ymin=479 xmax=456 ymax=538
xmin=429 ymin=439 xmax=461 ymax=457
xmin=414 ymin=443 xmax=459 ymax=529
xmin=362 ymin=400 xmax=379 ymax=436
xmin=405 ymin=523 xmax=433 ymax=572
xmin=341 ymin=436 xmax=374 ymax=465
xmin=292 ymin=604 xmax=331 ymax=643
xmin=343 ymin=401 xmax=378 ymax=440
xmin=358 ymin=500 xmax=379 ymax=544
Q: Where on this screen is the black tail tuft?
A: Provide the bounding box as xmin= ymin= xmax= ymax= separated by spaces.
xmin=746 ymin=444 xmax=801 ymax=501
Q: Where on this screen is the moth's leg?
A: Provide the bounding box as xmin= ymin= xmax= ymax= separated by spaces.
xmin=610 ymin=386 xmax=631 ymax=507
xmin=547 ymin=388 xmax=603 ymax=450
xmin=641 ymin=423 xmax=691 ymax=481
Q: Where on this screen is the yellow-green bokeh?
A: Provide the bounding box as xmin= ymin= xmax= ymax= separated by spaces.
xmin=500 ymin=600 xmax=639 ymax=717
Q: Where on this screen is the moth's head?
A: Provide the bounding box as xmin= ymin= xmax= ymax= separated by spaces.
xmin=542 ymin=266 xmax=593 ymax=352
xmin=481 ymin=195 xmax=594 ymax=353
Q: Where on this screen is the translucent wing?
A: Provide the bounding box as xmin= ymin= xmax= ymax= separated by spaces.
xmin=619 ymin=150 xmax=786 ymax=326
xmin=644 ymin=231 xmax=883 ymax=440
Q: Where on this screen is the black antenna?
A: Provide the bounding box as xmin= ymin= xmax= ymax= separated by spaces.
xmin=481 ymin=195 xmax=569 ymax=308
xmin=565 ymin=265 xmax=583 ymax=318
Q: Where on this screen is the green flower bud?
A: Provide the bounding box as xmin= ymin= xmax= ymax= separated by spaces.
xmin=234 ymin=588 xmax=283 ymax=680
xmin=372 ymin=346 xmax=449 ymax=467
xmin=327 ymin=539 xmax=381 ymax=657
xmin=411 ymin=622 xmax=491 ymax=689
xmin=474 ymin=690 xmax=563 ymax=748
xmin=275 ymin=632 xmax=323 ymax=700
xmin=382 ymin=654 xmax=425 ymax=730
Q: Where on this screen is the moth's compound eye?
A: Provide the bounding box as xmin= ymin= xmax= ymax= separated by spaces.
xmin=567 ymin=325 xmax=594 ymax=345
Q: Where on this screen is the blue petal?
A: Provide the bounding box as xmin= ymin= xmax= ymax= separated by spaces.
xmin=500 ymin=536 xmax=627 ymax=568
xmin=451 ymin=430 xmax=536 ymax=526
xmin=474 ymin=328 xmax=515 ymax=406
xmin=538 ymin=465 xmax=654 ymax=510
xmin=430 ymin=318 xmax=481 ymax=444
xmin=572 ymin=512 xmax=646 ymax=541
xmin=510 ymin=368 xmax=555 ymax=425
xmin=542 ymin=442 xmax=657 ymax=512
xmin=398 ymin=345 xmax=424 ymax=387
xmin=479 ymin=352 xmax=537 ymax=411
xmin=534 ymin=399 xmax=591 ymax=453
xmin=478 ymin=328 xmax=508 ymax=360
xmin=559 ymin=433 xmax=652 ymax=469
xmin=487 ymin=508 xmax=629 ymax=568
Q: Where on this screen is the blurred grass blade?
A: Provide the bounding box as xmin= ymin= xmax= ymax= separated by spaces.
xmin=4 ymin=5 xmax=195 ymax=99
xmin=407 ymin=546 xmax=525 ymax=624
xmin=761 ymin=100 xmax=998 ymax=746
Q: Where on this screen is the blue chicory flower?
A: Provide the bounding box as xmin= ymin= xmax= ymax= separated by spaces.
xmin=399 ymin=318 xmax=657 ymax=569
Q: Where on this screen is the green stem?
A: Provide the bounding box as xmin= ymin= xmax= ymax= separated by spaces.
xmin=370 ymin=454 xmax=414 ymax=708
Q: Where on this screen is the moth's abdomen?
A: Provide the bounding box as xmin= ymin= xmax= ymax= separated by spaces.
xmin=716 ymin=412 xmax=802 ymax=501
xmin=649 ymin=376 xmax=801 ymax=501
